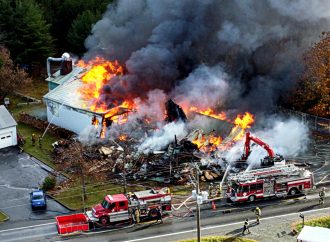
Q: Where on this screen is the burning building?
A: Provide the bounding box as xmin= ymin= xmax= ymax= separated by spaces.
xmin=44 ymin=58 xmax=132 ymax=134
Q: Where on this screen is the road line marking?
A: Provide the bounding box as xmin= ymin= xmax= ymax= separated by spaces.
xmin=0 ymin=222 xmax=56 ymax=233
xmin=124 ymin=207 xmax=330 ymax=242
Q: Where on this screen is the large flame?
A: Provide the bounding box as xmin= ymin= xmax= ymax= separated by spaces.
xmin=77 ymin=57 xmax=125 ymax=113
xmin=231 ymin=112 xmax=255 ymax=141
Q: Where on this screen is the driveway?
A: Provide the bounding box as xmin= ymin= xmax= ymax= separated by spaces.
xmin=0 ymin=147 xmax=70 ymax=222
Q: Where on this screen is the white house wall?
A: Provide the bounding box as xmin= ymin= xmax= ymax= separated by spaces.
xmin=0 ymin=126 xmax=17 ymax=148
xmin=46 ymin=102 xmax=101 ymax=134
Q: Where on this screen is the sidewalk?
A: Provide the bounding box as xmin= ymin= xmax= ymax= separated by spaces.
xmin=200 ymin=207 xmax=330 ymax=242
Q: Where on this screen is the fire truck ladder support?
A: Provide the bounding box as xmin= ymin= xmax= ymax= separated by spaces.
xmin=229 ymin=165 xmax=302 ymax=183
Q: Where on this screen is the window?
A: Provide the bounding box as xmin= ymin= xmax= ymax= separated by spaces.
xmin=101 ymin=199 xmax=110 ymax=209
xmin=242 ymin=186 xmax=249 ymax=193
xmin=250 ymin=184 xmax=257 ymax=191
xmin=256 ymin=183 xmax=263 ymax=190
xmin=119 ymin=201 xmax=126 ymax=207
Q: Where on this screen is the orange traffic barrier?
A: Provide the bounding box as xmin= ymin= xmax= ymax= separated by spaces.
xmin=212 ymin=201 xmax=216 ymax=210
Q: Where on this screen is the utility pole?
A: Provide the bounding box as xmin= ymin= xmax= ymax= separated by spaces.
xmin=80 ymin=164 xmax=86 ymax=213
xmin=123 ymin=165 xmax=127 ymax=194
xmin=196 ymin=166 xmax=201 ymax=242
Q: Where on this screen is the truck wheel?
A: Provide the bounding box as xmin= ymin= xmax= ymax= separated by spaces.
xmin=99 ymin=216 xmax=109 ymax=225
xmin=248 ymin=195 xmax=256 ymax=202
xmin=289 ymin=188 xmax=298 ymax=196
xmin=148 ymin=209 xmax=160 ymax=220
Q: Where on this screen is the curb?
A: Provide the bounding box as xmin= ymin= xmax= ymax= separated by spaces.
xmin=27 ymin=153 xmax=71 ymax=181
xmin=46 ymin=194 xmax=77 ymax=212
xmin=0 ymin=210 xmax=10 ymax=222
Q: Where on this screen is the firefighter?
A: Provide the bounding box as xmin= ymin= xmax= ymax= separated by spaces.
xmin=242 ymin=218 xmax=250 ymax=235
xmin=319 ymin=187 xmax=326 ymax=205
xmin=255 ymin=207 xmax=261 ymax=224
xmin=31 ymin=133 xmax=36 ymax=146
xmin=38 ymin=135 xmax=42 ymax=148
xmin=208 ymin=183 xmax=214 ymax=198
xmin=134 ymin=207 xmax=140 ymax=224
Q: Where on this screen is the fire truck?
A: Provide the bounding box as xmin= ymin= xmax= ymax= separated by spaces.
xmin=55 ymin=187 xmax=171 ymax=234
xmin=87 ymin=187 xmax=171 ymax=225
xmin=226 ymin=164 xmax=314 ymax=202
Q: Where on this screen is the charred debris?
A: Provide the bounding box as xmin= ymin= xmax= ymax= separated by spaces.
xmin=53 ymin=100 xmax=227 ymax=186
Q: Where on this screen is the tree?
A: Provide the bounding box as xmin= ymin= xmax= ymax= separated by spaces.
xmin=0 ymin=46 xmax=31 ymax=100
xmin=292 ymin=32 xmax=330 ymax=118
xmin=50 ymin=0 xmax=110 ymax=54
xmin=67 ymin=10 xmax=102 ymax=56
xmin=0 ymin=0 xmax=15 ymax=46
xmin=11 ymin=0 xmax=54 ymax=66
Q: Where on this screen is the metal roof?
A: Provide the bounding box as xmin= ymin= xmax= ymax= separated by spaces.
xmin=44 ymin=77 xmax=91 ymax=112
xmin=0 ymin=105 xmax=17 ymax=129
xmin=45 ymin=66 xmax=86 ymax=85
xmin=43 ymin=66 xmax=129 ymax=116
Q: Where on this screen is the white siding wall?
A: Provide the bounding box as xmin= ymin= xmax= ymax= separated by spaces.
xmin=0 ymin=126 xmax=17 ymax=148
xmin=46 ymin=103 xmax=101 ymax=134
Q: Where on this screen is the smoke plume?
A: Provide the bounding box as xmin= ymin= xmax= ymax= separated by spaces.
xmin=222 ymin=117 xmax=310 ymax=168
xmin=84 ymin=0 xmax=330 ymax=112
xmin=138 ymin=121 xmax=187 ymax=154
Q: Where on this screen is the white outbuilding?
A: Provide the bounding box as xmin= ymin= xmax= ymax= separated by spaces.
xmin=297 ymin=226 xmax=330 ymax=242
xmin=0 ymin=105 xmax=17 ymax=149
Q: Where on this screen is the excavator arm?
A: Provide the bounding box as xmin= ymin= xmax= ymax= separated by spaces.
xmin=241 ymin=132 xmax=275 ymax=161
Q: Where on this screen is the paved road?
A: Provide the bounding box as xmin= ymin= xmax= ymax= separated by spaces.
xmin=0 ymin=193 xmax=329 ymax=242
xmin=0 ymin=147 xmax=70 ymax=222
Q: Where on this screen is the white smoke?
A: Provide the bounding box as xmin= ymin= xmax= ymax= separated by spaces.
xmin=219 ymin=117 xmax=309 ymax=169
xmin=132 ymin=89 xmax=167 ymax=121
xmin=268 ymin=0 xmax=330 ymax=22
xmin=173 ymin=65 xmax=230 ymax=109
xmin=138 ymin=121 xmax=188 ymax=154
xmin=246 ymin=118 xmax=309 ymax=168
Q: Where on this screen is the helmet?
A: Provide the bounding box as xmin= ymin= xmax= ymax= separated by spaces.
xmin=256 ymin=207 xmax=260 ymax=210
xmin=61 ymin=52 xmax=70 ymax=59
xmin=322 ymin=187 xmax=326 ymax=191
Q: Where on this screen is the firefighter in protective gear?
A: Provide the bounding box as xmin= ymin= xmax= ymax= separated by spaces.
xmin=242 ymin=218 xmax=250 ymax=235
xmin=319 ymin=187 xmax=326 ymax=205
xmin=134 ymin=207 xmax=140 ymax=224
xmin=31 ymin=134 xmax=36 ymax=146
xmin=255 ymin=207 xmax=261 ymax=224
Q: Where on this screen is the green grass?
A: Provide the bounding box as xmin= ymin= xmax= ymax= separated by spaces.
xmin=0 ymin=211 xmax=8 ymax=222
xmin=179 ymin=236 xmax=258 ymax=242
xmin=17 ymin=123 xmax=57 ymax=168
xmin=54 ymin=181 xmax=146 ymax=210
xmin=294 ymin=215 xmax=330 ymax=232
xmin=16 ymin=78 xmax=48 ymax=100
xmin=170 ymin=185 xmax=191 ymax=196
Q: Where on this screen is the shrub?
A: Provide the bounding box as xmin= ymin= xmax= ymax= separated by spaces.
xmin=42 ymin=175 xmax=56 ymax=191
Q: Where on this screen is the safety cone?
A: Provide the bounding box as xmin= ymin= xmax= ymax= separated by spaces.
xmin=212 ymin=201 xmax=216 ymax=210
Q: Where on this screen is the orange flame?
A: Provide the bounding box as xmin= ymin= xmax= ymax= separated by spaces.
xmin=119 ymin=134 xmax=127 ymax=141
xmin=191 ymin=131 xmax=223 ymax=152
xmin=189 ymin=107 xmax=227 ymax=120
xmin=231 ymin=112 xmax=255 ymax=141
xmin=77 ymin=57 xmax=125 ymax=113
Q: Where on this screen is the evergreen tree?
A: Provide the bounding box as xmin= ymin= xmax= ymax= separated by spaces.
xmin=67 ymin=10 xmax=102 ymax=56
xmin=12 ymin=0 xmax=54 ymax=65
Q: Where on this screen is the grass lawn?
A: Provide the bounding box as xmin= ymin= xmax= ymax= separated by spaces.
xmin=0 ymin=211 xmax=8 ymax=222
xmin=179 ymin=236 xmax=258 ymax=242
xmin=54 ymin=181 xmax=147 ymax=210
xmin=16 ymin=78 xmax=48 ymax=100
xmin=294 ymin=215 xmax=330 ymax=233
xmin=18 ymin=123 xmax=57 ymax=168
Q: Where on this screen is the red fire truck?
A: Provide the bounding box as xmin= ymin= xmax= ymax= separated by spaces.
xmin=86 ymin=187 xmax=171 ymax=225
xmin=56 ymin=187 xmax=171 ymax=234
xmin=226 ymin=164 xmax=314 ymax=202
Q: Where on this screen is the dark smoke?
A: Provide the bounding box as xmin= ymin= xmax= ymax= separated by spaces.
xmin=84 ymin=0 xmax=330 ymax=112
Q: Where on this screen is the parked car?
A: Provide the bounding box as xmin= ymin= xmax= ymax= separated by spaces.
xmin=30 ymin=189 xmax=47 ymax=210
